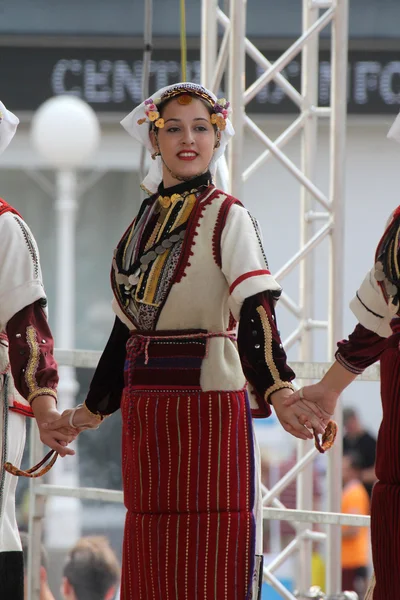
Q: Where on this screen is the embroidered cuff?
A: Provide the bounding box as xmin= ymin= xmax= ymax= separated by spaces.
xmin=229 ymin=273 xmax=281 ymax=321
xmin=83 ymin=400 xmax=105 ymax=422
xmin=28 ymin=387 xmax=57 ymax=405
xmin=335 ymin=350 xmax=365 ymax=375
xmin=265 ymin=381 xmax=295 ymax=404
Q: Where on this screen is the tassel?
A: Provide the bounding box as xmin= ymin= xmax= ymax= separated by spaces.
xmin=364 ymin=572 xmax=376 ymax=600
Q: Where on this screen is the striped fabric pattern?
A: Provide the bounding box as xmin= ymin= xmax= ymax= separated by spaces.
xmin=120 ymin=388 xmax=255 ymax=599
xmin=124 ymin=331 xmax=207 ymax=389
xmin=370 ymin=325 xmax=400 ymax=598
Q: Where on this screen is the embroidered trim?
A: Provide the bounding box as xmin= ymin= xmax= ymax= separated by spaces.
xmin=128 ymin=329 xmax=237 ymax=367
xmin=264 ymin=381 xmax=295 ymax=400
xmin=129 ymin=386 xmax=202 ymax=394
xmin=25 ymin=326 xmax=40 ymax=399
xmin=248 ymin=213 xmax=270 ymax=269
xmin=83 ymin=400 xmax=105 ymax=421
xmin=12 ymin=216 xmax=40 ymax=279
xmin=335 ymin=351 xmax=365 ymax=375
xmin=10 ymin=400 xmax=34 ymax=418
xmin=228 ymin=312 xmax=237 ymax=331
xmin=229 ymin=270 xmax=271 ymax=295
xmin=0 ymin=375 xmax=9 ymax=525
xmin=212 ymin=195 xmax=243 ymax=268
xmin=256 ymin=305 xmax=294 ymax=402
xmin=25 ymin=326 xmax=56 ymax=405
xmin=173 ymin=187 xmax=218 ymax=284
xmin=0 ymin=198 xmax=21 ymax=218
xmin=256 ymin=305 xmax=280 ymax=382
xmin=27 ymin=388 xmax=57 ymax=405
xmin=0 ymin=333 xmax=10 ymax=375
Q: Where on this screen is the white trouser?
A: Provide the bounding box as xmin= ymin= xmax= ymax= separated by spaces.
xmin=0 ymin=401 xmax=26 ymax=552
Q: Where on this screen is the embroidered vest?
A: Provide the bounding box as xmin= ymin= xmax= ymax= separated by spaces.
xmin=0 ymin=201 xmax=33 ymax=417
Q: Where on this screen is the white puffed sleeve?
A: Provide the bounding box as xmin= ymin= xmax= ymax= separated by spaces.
xmin=349 ymin=208 xmax=400 ymax=338
xmin=349 ymin=268 xmax=394 ymax=338
xmin=220 ymin=204 xmax=281 ymax=320
xmin=0 ymin=213 xmax=46 ymax=328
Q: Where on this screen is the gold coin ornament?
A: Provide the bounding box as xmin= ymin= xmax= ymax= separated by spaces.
xmin=177 ymin=94 xmax=193 ymax=105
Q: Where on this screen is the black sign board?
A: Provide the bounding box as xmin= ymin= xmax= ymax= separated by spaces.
xmin=2 ymin=46 xmax=400 ymax=114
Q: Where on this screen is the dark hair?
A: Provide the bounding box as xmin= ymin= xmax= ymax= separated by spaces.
xmin=20 ymin=531 xmax=48 ymax=572
xmin=343 ymin=451 xmax=364 ymax=472
xmin=342 ymin=407 xmax=357 ymax=426
xmin=63 ymin=536 xmax=120 ymax=600
xmin=375 ymin=210 xmax=400 ymax=306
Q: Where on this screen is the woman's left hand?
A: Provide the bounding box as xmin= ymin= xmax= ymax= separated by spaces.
xmin=42 ymin=406 xmax=100 ymax=432
xmin=283 ymin=382 xmax=338 ymax=419
xmin=270 ymin=388 xmax=330 ymax=441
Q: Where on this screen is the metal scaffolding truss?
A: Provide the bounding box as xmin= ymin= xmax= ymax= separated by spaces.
xmin=201 ymin=0 xmax=349 ymax=596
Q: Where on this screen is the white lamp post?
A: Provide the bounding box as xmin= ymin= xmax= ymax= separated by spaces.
xmin=31 ymin=96 xmax=100 ymax=550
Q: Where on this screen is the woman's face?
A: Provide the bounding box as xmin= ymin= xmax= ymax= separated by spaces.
xmin=151 ymin=97 xmax=217 ymax=188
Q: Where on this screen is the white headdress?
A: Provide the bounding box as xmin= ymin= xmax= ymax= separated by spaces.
xmin=387 ymin=112 xmax=400 ymax=144
xmin=0 ymin=101 xmax=19 ymax=156
xmin=120 ymin=82 xmax=235 ymax=194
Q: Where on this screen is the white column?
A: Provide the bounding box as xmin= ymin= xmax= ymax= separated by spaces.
xmin=201 ymin=0 xmax=218 ymax=89
xmin=228 ymin=0 xmax=246 ymax=197
xmin=45 ymin=170 xmax=81 ymax=549
xmin=327 ymin=0 xmax=349 ymax=594
xmin=296 ymin=0 xmax=320 ymax=593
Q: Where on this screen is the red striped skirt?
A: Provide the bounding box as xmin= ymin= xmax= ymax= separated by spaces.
xmin=120 ymin=331 xmax=256 ymax=599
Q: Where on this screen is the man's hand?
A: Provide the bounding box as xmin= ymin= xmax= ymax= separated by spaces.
xmin=42 ymin=405 xmax=101 ymax=433
xmin=270 ymin=387 xmax=330 ymax=441
xmin=36 ymin=408 xmax=78 ymax=457
xmin=31 ymin=395 xmax=78 ymax=457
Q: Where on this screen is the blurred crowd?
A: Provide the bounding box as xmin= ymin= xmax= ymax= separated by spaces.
xmin=261 ymin=406 xmax=377 ymax=596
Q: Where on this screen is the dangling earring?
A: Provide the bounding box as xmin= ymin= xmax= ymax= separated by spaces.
xmin=151 ymin=151 xmax=160 ymax=160
xmin=214 ymin=140 xmax=221 ymax=149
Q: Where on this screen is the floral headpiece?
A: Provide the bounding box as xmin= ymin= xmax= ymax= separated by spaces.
xmin=210 ymin=98 xmax=230 ymax=131
xmin=120 ymin=82 xmax=235 ymax=194
xmin=137 ymin=85 xmax=231 ymax=132
xmin=137 ymin=98 xmax=165 ymax=129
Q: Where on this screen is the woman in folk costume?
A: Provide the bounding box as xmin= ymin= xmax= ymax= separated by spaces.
xmin=0 ymin=101 xmax=76 ymax=598
xmin=284 ymin=113 xmax=400 ymax=599
xmin=45 ymin=82 xmax=328 ymax=599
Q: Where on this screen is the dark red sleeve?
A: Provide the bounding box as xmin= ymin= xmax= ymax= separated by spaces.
xmin=6 ymin=300 xmax=58 ymax=403
xmin=238 ymin=291 xmax=296 ymax=418
xmin=335 ymin=323 xmax=388 ymax=374
xmin=85 ymin=317 xmax=129 ymax=416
